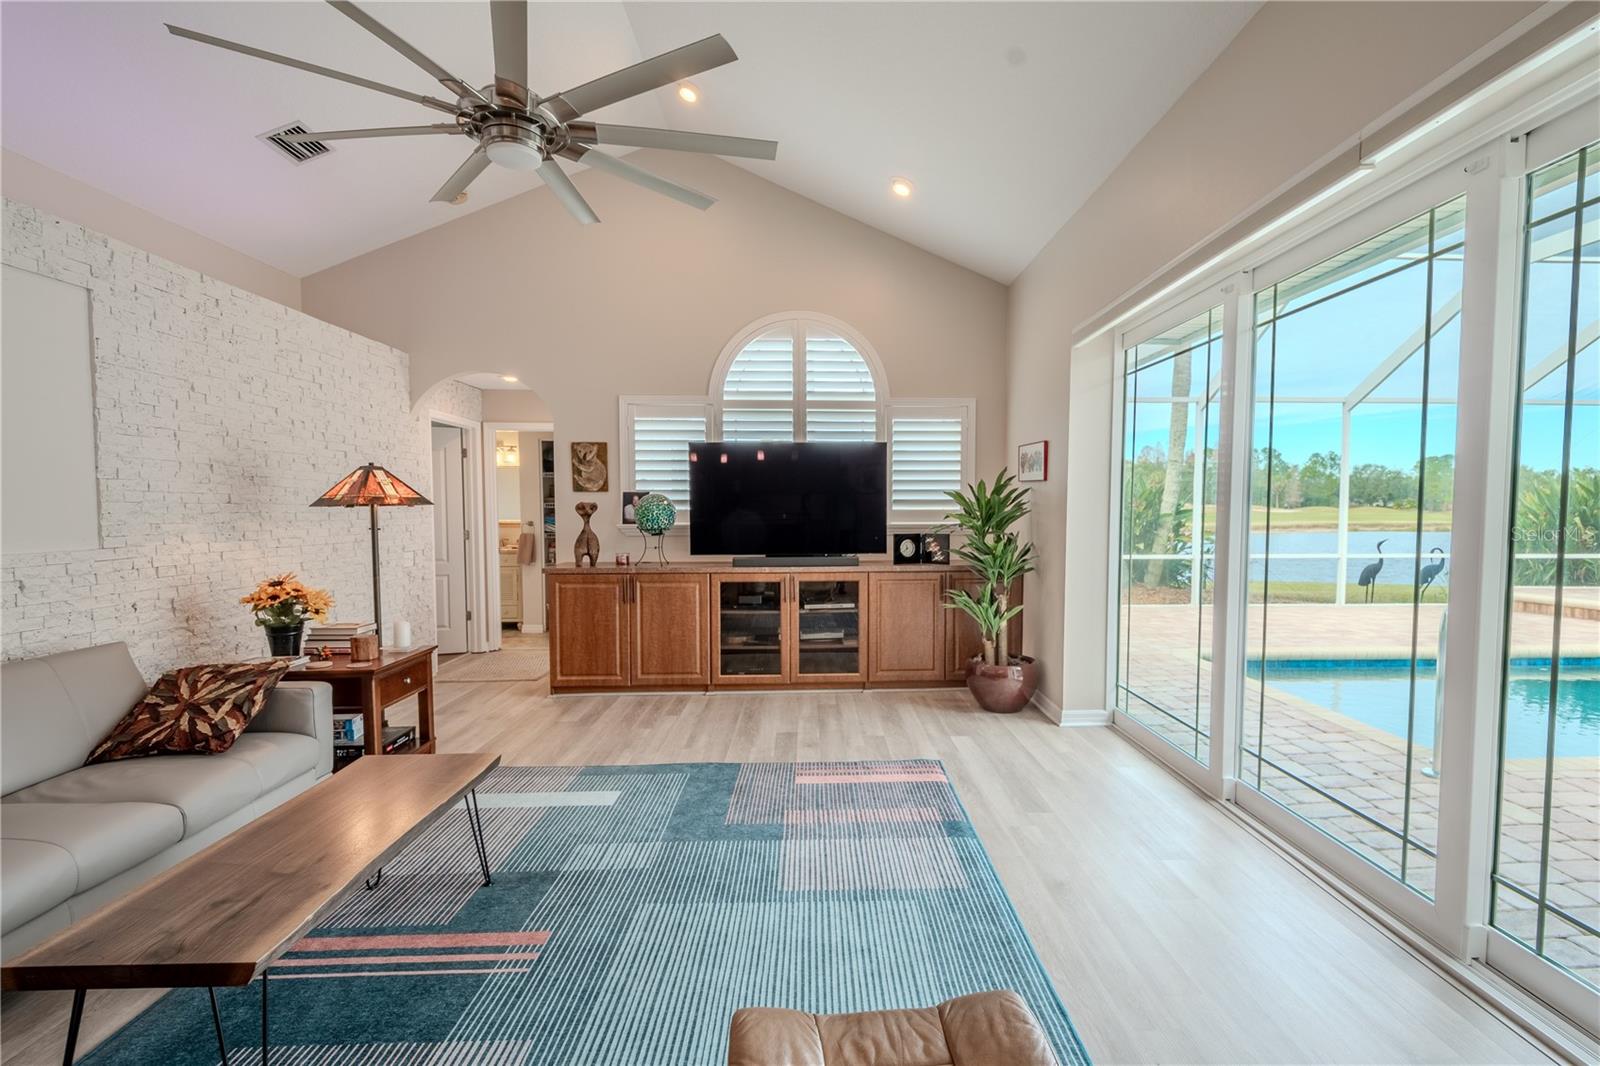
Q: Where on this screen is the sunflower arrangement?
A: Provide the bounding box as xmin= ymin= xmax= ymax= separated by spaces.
xmin=241 ymin=573 xmax=334 ymax=628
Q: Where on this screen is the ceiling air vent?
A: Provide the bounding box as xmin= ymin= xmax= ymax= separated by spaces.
xmin=259 ymin=123 xmax=331 ymax=165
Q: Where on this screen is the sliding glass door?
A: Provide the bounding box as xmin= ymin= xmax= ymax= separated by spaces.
xmin=1490 ymin=139 xmax=1599 ymax=994
xmin=1102 ymin=96 xmax=1599 ymax=1034
xmin=1244 ymin=197 xmax=1465 ymax=897
xmin=1115 ymin=307 xmax=1222 ymax=765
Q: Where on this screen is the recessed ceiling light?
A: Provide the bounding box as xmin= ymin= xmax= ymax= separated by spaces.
xmin=501 ymin=375 xmax=518 ymax=383
xmin=890 ymin=177 xmax=914 ymax=199
xmin=677 ymin=83 xmax=699 ymax=104
xmin=450 ymin=191 xmax=469 ymax=206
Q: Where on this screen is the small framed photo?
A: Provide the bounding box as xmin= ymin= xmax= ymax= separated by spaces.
xmin=922 ymin=532 xmax=950 ymax=564
xmin=1017 ymin=440 xmax=1048 ymax=482
xmin=620 ymin=489 xmax=646 ymax=524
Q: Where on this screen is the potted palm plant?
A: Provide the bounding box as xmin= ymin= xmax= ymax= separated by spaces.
xmin=943 ymin=469 xmax=1038 ymax=713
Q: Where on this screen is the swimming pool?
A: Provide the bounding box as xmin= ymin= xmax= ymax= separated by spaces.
xmin=1246 ymin=659 xmax=1600 ymax=759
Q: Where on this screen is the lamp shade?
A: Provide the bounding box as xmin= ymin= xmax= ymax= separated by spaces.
xmin=311 ymin=464 xmax=432 ymax=508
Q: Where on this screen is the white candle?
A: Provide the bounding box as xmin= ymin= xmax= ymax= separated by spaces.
xmin=393 ymin=620 xmax=412 ymax=648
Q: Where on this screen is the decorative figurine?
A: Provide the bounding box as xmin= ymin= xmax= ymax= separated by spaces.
xmin=574 ymin=501 xmax=601 ymax=567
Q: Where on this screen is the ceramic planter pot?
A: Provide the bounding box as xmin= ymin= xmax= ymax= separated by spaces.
xmin=264 ymin=622 xmax=305 ymax=657
xmin=964 ymin=655 xmax=1039 ymax=714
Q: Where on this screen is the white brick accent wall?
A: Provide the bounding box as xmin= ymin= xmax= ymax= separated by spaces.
xmin=1 ymin=200 xmax=481 ymax=680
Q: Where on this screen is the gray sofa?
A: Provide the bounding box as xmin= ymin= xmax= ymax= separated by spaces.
xmin=1 ymin=642 xmax=332 ymax=956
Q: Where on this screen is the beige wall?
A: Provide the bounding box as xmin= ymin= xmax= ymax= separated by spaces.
xmin=481 ymin=388 xmax=554 ymax=424
xmin=304 ymin=150 xmax=1009 ymax=563
xmin=1007 ymin=1 xmax=1542 ymax=710
xmin=1 ymin=150 xmax=302 ymax=309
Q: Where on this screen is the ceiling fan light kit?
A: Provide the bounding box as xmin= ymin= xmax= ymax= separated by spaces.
xmin=167 ymin=0 xmax=778 ymax=224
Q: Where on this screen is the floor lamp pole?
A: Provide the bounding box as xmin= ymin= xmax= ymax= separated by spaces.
xmin=369 ymin=501 xmax=382 ymax=646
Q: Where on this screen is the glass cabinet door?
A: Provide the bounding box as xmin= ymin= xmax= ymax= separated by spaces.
xmin=714 ymin=578 xmax=786 ymax=682
xmin=794 ymin=577 xmax=864 ymax=680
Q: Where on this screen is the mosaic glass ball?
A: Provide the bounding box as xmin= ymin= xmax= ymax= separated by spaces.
xmin=635 ymin=492 xmax=677 ymax=535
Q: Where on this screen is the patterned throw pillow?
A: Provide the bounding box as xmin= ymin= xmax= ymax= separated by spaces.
xmin=86 ymin=660 xmax=292 ymax=763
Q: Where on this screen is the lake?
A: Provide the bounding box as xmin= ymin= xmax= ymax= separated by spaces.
xmin=1246 ymin=529 xmax=1453 ymax=587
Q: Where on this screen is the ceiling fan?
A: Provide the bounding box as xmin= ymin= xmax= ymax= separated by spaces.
xmin=166 ymin=0 xmax=778 ymax=223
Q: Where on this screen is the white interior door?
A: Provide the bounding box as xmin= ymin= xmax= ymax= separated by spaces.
xmin=431 ymin=424 xmax=469 ymax=654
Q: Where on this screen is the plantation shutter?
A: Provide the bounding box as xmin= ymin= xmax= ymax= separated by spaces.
xmin=888 ymin=402 xmax=972 ymax=523
xmin=722 ymin=409 xmax=795 ymax=441
xmin=804 ymin=409 xmax=878 ymax=442
xmin=624 ymin=401 xmax=710 ymax=514
xmin=805 ymin=334 xmax=877 ymax=402
xmin=722 ymin=329 xmax=793 ymax=402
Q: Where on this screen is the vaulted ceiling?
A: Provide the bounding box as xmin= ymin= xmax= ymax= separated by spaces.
xmin=0 ymin=2 xmax=1255 ymax=281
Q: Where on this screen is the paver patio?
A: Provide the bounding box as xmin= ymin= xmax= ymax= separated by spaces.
xmin=1116 ymin=599 xmax=1600 ymax=988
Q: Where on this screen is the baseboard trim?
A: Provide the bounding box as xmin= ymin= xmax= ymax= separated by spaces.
xmin=518 ymin=623 xmax=544 ymax=633
xmin=1029 ymin=690 xmax=1111 ymax=726
xmin=1058 ymin=707 xmax=1113 ymax=727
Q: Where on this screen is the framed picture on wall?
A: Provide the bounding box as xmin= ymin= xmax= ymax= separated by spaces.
xmin=620 ymin=489 xmax=646 ymax=524
xmin=1017 ymin=440 xmax=1047 ymax=482
xmin=571 ymin=442 xmax=609 ymax=492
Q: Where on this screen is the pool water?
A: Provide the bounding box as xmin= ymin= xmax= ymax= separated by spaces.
xmin=1246 ymin=660 xmax=1600 ymax=759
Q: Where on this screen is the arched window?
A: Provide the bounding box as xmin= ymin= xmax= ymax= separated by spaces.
xmin=620 ymin=313 xmax=972 ymax=527
xmin=717 ymin=318 xmax=882 ymax=442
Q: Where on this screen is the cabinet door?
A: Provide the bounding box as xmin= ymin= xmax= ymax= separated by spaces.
xmin=867 ymin=572 xmax=946 ymax=683
xmin=711 ymin=575 xmax=789 ymax=685
xmin=630 ymin=573 xmax=710 ymax=686
xmin=945 ymin=573 xmax=1025 ymax=679
xmin=789 ymin=572 xmax=867 ymax=683
xmin=945 ymin=572 xmax=985 ymax=680
xmin=500 ymin=563 xmax=522 ymax=622
xmin=548 ymin=573 xmax=629 ymax=689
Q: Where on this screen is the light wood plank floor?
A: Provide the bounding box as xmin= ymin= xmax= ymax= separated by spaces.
xmin=2 ymin=669 xmax=1549 ymax=1065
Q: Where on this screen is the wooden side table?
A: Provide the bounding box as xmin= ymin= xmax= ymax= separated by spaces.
xmin=285 ymin=644 xmax=437 ymax=758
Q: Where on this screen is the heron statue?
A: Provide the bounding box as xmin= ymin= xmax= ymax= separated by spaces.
xmin=1419 ymin=546 xmax=1447 ymax=599
xmin=1358 ymin=539 xmax=1388 ymax=603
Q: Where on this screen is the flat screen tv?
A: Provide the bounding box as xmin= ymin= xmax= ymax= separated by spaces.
xmin=688 ymin=442 xmax=887 ymax=557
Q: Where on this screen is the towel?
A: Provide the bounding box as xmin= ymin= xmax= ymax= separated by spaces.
xmin=517 ymin=531 xmax=537 ymax=566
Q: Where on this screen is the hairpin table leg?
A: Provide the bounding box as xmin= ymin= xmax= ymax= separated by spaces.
xmin=61 ymin=988 xmax=85 ymax=1066
xmin=207 ymin=987 xmax=230 ymax=1066
xmin=260 ymin=971 xmax=270 ymax=1066
xmin=466 ymin=788 xmax=492 ymax=886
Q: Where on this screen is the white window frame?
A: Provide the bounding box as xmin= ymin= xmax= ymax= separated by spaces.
xmin=709 ymin=311 xmax=889 ymax=441
xmin=886 ymin=397 xmax=977 ymax=528
xmin=616 ymin=395 xmax=714 ymax=527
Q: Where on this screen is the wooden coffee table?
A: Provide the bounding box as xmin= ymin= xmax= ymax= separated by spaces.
xmin=1 ymin=752 xmax=501 ymax=1064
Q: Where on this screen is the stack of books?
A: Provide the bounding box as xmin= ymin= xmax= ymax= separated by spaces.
xmin=331 ymin=725 xmax=416 ymax=772
xmin=305 ymin=621 xmax=375 ymax=655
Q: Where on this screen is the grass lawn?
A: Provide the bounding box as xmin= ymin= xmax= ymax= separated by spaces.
xmin=1246 ymin=581 xmax=1450 ymax=604
xmin=1200 ymin=505 xmax=1453 ymax=532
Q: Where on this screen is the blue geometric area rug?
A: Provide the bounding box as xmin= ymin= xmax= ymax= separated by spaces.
xmin=85 ymin=760 xmax=1090 ymax=1065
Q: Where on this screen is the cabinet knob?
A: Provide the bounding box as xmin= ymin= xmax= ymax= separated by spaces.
xmin=403 ymin=676 xmax=412 ymax=684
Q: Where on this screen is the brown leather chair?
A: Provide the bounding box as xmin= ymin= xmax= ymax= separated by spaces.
xmin=727 ymin=989 xmax=1058 ymax=1066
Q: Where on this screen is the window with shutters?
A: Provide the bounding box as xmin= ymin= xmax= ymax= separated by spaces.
xmin=618 ymin=399 xmax=713 ymax=516
xmin=718 ymin=320 xmax=879 ymax=443
xmin=886 ymin=400 xmax=974 ymax=524
xmin=619 ymin=314 xmax=973 ymax=531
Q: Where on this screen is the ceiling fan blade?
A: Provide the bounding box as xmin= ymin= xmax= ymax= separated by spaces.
xmin=561 ymin=145 xmax=715 ymax=211
xmin=536 ymin=159 xmax=599 ymax=224
xmin=282 ymin=124 xmax=463 ymax=143
xmin=431 ymin=149 xmax=490 ymax=203
xmin=567 ymin=122 xmax=777 ymax=161
xmin=489 ymin=0 xmax=531 ymax=109
xmin=165 ymin=24 xmax=458 ymax=115
xmin=327 ymin=0 xmax=488 ymax=105
xmin=542 ymin=34 xmax=737 ymax=122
